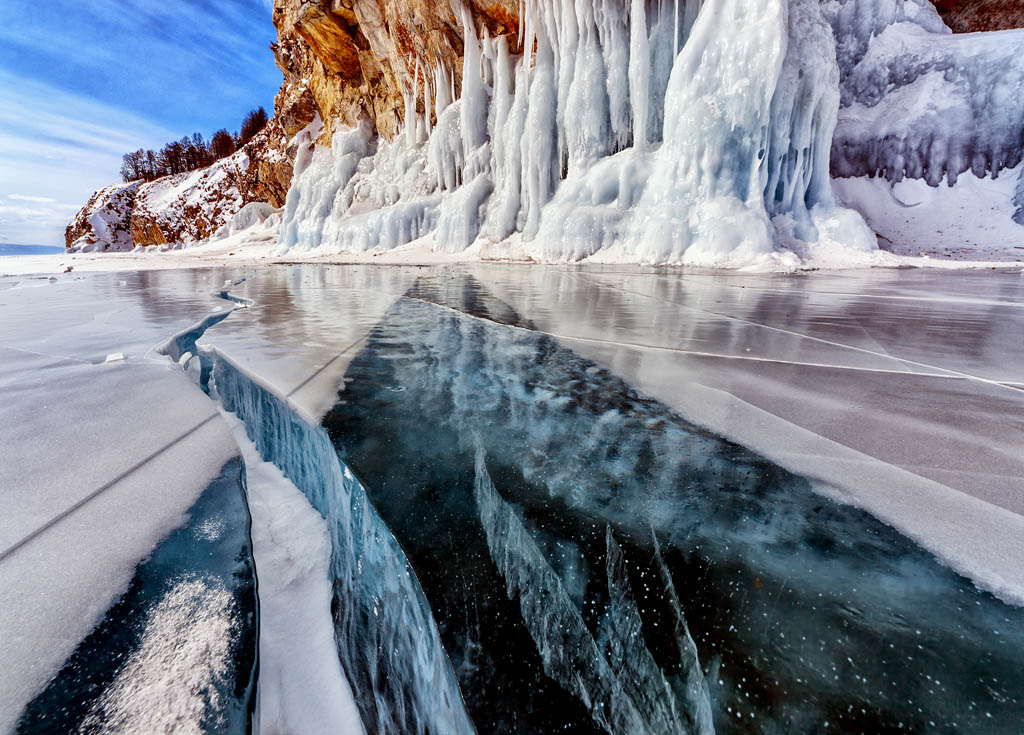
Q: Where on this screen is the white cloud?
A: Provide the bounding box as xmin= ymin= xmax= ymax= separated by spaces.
xmin=8 ymin=194 xmax=56 ymax=203
xmin=0 ymin=70 xmax=176 ymax=245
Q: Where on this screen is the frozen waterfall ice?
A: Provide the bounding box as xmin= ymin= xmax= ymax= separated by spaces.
xmin=277 ymin=0 xmax=880 ymax=266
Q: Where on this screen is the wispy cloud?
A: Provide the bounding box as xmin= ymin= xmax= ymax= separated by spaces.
xmin=0 ymin=0 xmax=280 ymax=244
xmin=8 ymin=194 xmax=57 ymax=203
xmin=0 ymin=70 xmax=178 ymax=244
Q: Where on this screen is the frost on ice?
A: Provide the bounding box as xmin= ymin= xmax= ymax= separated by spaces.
xmin=278 ymin=0 xmax=881 ymax=266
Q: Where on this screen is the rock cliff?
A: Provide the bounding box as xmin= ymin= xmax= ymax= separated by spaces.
xmin=933 ymin=0 xmax=1024 ymax=32
xmin=66 ymin=120 xmax=292 ymax=250
xmin=270 ymin=0 xmax=520 ymax=140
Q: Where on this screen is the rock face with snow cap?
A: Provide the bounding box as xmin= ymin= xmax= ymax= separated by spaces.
xmin=268 ymin=0 xmax=1024 ymax=264
xmin=64 ymin=181 xmax=140 ymax=251
xmin=66 ymin=124 xmax=292 ymax=250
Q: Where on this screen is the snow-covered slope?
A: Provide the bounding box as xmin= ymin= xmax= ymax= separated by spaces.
xmin=64 ymin=181 xmax=140 ymax=252
xmin=66 ymin=123 xmax=292 ymax=252
xmin=127 ymin=153 xmax=250 ymax=248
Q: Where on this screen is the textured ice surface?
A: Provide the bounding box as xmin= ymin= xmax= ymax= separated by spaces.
xmin=277 ymin=0 xmax=875 ymax=266
xmin=828 ymin=1 xmax=1024 ymax=186
xmin=824 ymin=0 xmax=1024 ymax=244
xmin=323 ymin=270 xmax=1024 ymax=732
xmin=475 ymin=265 xmax=1024 ymax=593
xmin=0 ymin=272 xmax=259 ymax=732
xmin=225 ymin=414 xmax=363 ymax=735
xmin=473 ymin=449 xmax=714 ymax=735
xmin=6 ymin=264 xmax=1023 ymax=734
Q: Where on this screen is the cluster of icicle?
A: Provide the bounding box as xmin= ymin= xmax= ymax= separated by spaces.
xmin=279 ymin=0 xmax=877 ymax=266
xmin=826 ymin=0 xmax=1024 ymax=187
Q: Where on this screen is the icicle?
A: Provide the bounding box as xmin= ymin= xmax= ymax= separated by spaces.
xmin=404 ymin=72 xmax=417 ymax=148
xmin=518 ymin=0 xmax=525 ymax=50
xmin=564 ymin=0 xmax=612 ymax=172
xmin=556 ymin=0 xmax=580 ymax=172
xmin=629 ymin=0 xmax=650 ymax=148
xmin=423 ymin=61 xmax=433 ymax=139
xmin=673 ymin=0 xmax=679 ymax=56
xmin=522 ymin=16 xmax=558 ymax=238
xmin=458 ymin=0 xmax=487 ymax=154
xmin=434 ymin=63 xmax=452 ymax=119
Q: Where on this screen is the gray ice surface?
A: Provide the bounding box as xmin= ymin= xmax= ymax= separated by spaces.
xmin=0 ymin=271 xmax=246 ymax=729
xmin=2 ymin=263 xmax=1022 ymax=731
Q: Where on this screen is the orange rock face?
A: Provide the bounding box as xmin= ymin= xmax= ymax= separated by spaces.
xmin=932 ymin=0 xmax=1024 ymax=33
xmin=271 ymin=0 xmax=521 ymax=140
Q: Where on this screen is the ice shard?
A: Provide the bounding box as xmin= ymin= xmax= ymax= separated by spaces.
xmin=210 ymin=352 xmax=475 ymax=735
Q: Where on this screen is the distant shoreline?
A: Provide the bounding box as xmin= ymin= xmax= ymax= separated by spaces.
xmin=0 ymin=244 xmax=64 ymax=256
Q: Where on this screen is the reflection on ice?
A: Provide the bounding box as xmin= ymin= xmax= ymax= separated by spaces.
xmin=4 ymin=264 xmax=1023 ymax=735
xmin=323 ymin=272 xmax=1024 ymax=733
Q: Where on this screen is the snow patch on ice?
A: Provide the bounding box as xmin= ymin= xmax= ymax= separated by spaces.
xmin=834 ymin=163 xmax=1024 ymax=260
xmin=225 ymin=413 xmax=364 ymax=735
xmin=73 ymin=577 xmax=236 ymax=735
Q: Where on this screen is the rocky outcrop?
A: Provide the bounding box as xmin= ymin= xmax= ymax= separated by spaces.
xmin=65 ymin=182 xmax=140 ymax=251
xmin=67 ymin=122 xmax=293 ymax=250
xmin=239 ymin=118 xmax=294 ymax=207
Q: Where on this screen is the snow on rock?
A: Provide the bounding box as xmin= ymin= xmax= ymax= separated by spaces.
xmin=67 ymin=121 xmax=293 ymax=252
xmin=278 ymin=0 xmax=878 ymax=267
xmin=129 ymin=151 xmax=250 ymax=247
xmin=65 ymin=181 xmax=140 ymax=252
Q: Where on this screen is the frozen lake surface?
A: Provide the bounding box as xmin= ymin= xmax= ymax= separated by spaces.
xmin=1 ymin=264 xmax=1022 ymax=733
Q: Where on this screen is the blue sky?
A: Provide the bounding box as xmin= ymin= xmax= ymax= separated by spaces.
xmin=0 ymin=0 xmax=281 ymax=245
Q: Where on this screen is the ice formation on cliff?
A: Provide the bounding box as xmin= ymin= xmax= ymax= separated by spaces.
xmin=826 ymin=0 xmax=1024 ymax=187
xmin=278 ymin=0 xmax=879 ymax=266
